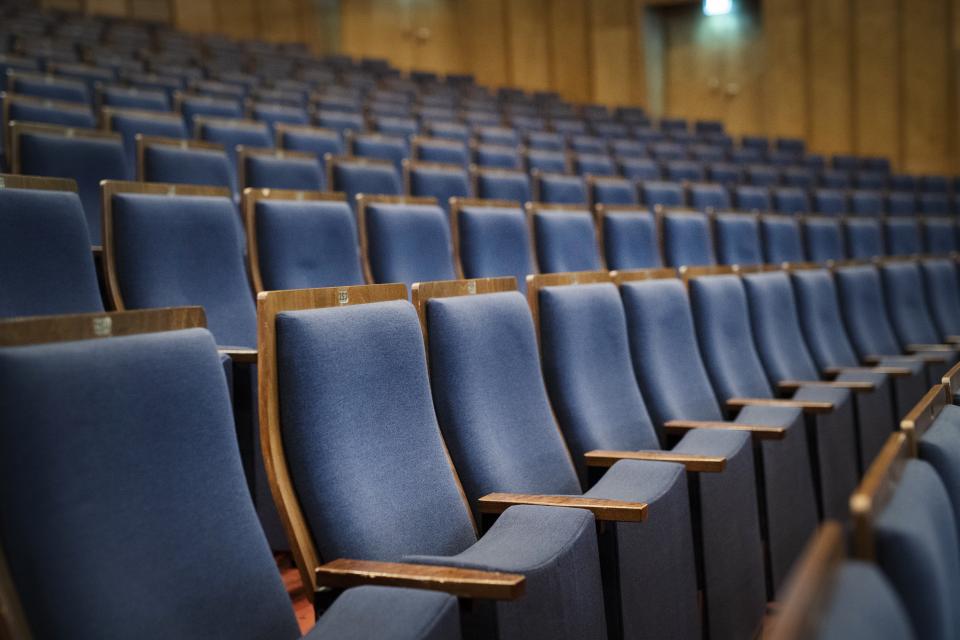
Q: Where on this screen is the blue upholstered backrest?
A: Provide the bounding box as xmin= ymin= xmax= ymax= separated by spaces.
xmin=476 ymin=126 xmax=518 ymax=146
xmin=844 ymin=218 xmax=884 ymax=259
xmin=426 ymin=121 xmax=470 ymax=143
xmin=875 ymin=460 xmax=960 ymax=640
xmin=735 ymin=185 xmax=772 ymax=212
xmin=921 ymin=259 xmax=960 ymax=338
xmin=526 ymin=150 xmax=567 ymax=174
xmin=278 ymin=127 xmax=343 ymax=181
xmin=820 ymin=170 xmax=851 ymax=189
xmin=11 ymin=74 xmax=89 ymax=103
xmin=884 ymin=218 xmax=922 ymax=256
xmin=715 ymin=213 xmax=762 ymax=266
xmin=254 ymin=199 xmax=364 ymax=290
xmin=850 ymin=190 xmax=884 ymax=216
xmin=742 ymin=271 xmax=821 ymax=382
xmin=457 ymin=204 xmax=534 ymax=292
xmin=276 ymin=301 xmax=477 ymax=560
xmin=746 ymin=166 xmax=779 ymax=187
xmin=109 ymin=111 xmax=187 ymax=171
xmin=7 ymin=99 xmax=96 ymax=129
xmin=570 ymin=135 xmax=605 ymax=154
xmin=251 ymin=104 xmax=309 ymax=132
xmin=180 ymin=96 xmax=243 ymax=126
xmin=110 ymin=193 xmax=256 ymax=347
xmin=474 ymin=144 xmax=520 ymax=169
xmin=923 ymin=219 xmax=958 ymax=254
xmin=816 ymin=562 xmax=916 ymax=640
xmin=409 ymin=165 xmax=470 ymax=218
xmin=475 ymin=170 xmax=530 ymax=203
xmin=856 ymin=171 xmax=887 ymax=190
xmin=315 ymin=109 xmax=364 ymax=134
xmin=244 ymin=154 xmax=324 ymax=191
xmin=834 ymin=265 xmax=903 ymax=357
xmin=761 ymin=216 xmax=804 ymax=264
xmin=662 ymin=211 xmax=715 ymax=267
xmin=352 ymin=134 xmax=408 ymax=174
xmin=537 ymin=174 xmax=587 ymax=205
xmin=620 ymin=279 xmax=724 ymax=424
xmin=0 ymin=328 xmax=299 ymax=639
xmin=573 ymin=153 xmax=616 ymax=177
xmin=689 ymin=275 xmax=774 ymax=400
xmin=332 ymin=161 xmax=403 ymax=210
xmin=415 ymin=138 xmax=468 ymax=166
xmin=526 ymin=131 xmax=565 ymax=151
xmin=590 ymin=177 xmax=638 ymax=205
xmin=886 ymin=192 xmax=916 ymax=216
xmin=920 ymin=405 xmax=960 ymax=545
xmin=18 ymin=131 xmax=130 ymax=245
xmin=426 ymin=292 xmax=581 ymax=507
xmin=0 ymin=187 xmax=103 ymax=317
xmin=102 ymin=87 xmax=170 ymax=112
xmin=197 ymin=120 xmax=272 ymax=179
xmin=813 ymin=188 xmax=848 ymax=215
xmin=782 ymin=167 xmax=815 ymax=189
xmin=707 ymin=163 xmax=742 ymax=185
xmin=640 ymin=181 xmax=685 ymax=208
xmin=619 ymin=158 xmax=661 ymax=181
xmin=919 ymin=193 xmax=950 ymax=215
xmin=538 ymin=283 xmax=660 ymax=473
xmin=143 ymin=144 xmax=234 ymax=193
xmin=532 ymin=209 xmax=601 ymax=273
xmin=880 ymin=261 xmax=941 ymax=345
xmin=665 ymin=160 xmax=705 ymax=182
xmin=689 ymin=183 xmax=732 ymax=211
xmin=363 ymin=201 xmax=455 ymax=291
xmin=773 ymin=187 xmax=810 ymax=215
xmin=789 ymin=269 xmax=862 ymax=370
xmin=602 ymin=210 xmax=662 ymax=269
xmin=803 ymin=218 xmax=845 ymax=263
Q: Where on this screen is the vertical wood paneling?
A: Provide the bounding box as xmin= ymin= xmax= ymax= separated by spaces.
xmin=411 ymin=0 xmax=465 ymax=74
xmin=663 ymin=5 xmax=721 ymax=124
xmin=505 ymin=0 xmax=550 ymax=90
xmin=172 ymin=0 xmax=217 ymax=33
xmin=806 ymin=0 xmax=852 ymax=154
xmin=215 ymin=0 xmax=258 ymax=40
xmin=588 ymin=0 xmax=637 ymax=106
xmin=853 ymin=0 xmax=899 ymax=163
xmin=547 ymin=0 xmax=590 ymax=103
xmin=901 ymin=0 xmax=951 ymax=173
xmin=340 ymin=0 xmax=413 ymax=69
xmin=258 ymin=0 xmax=304 ymax=42
xmin=85 ymin=0 xmax=128 ymax=16
xmin=762 ymin=0 xmax=807 ymax=138
xmin=456 ymin=0 xmax=508 ymax=87
xmin=130 ymin=0 xmax=171 ymax=22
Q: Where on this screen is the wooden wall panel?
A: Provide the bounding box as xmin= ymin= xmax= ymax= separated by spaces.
xmin=853 ymin=0 xmax=899 ymax=164
xmin=901 ymin=0 xmax=952 ymax=173
xmin=85 ymin=0 xmax=127 ymax=16
xmin=505 ymin=0 xmax=550 ymax=91
xmin=805 ymin=0 xmax=852 ymax=154
xmin=130 ymin=0 xmax=171 ymax=22
xmin=411 ymin=0 xmax=466 ymax=74
xmin=172 ymin=0 xmax=217 ymax=34
xmin=340 ymin=0 xmax=413 ymax=69
xmin=762 ymin=0 xmax=807 ymax=138
xmin=456 ymin=0 xmax=508 ymax=87
xmin=663 ymin=5 xmax=719 ymax=124
xmin=258 ymin=0 xmax=305 ymax=43
xmin=588 ymin=0 xmax=638 ymax=106
xmin=548 ymin=0 xmax=591 ymax=103
xmin=214 ymin=0 xmax=258 ymax=40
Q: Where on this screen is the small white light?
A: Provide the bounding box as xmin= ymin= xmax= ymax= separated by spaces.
xmin=703 ymin=0 xmax=733 ymax=16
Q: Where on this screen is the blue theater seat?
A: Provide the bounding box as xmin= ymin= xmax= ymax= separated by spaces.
xmin=689 ymin=182 xmax=732 ymax=211
xmin=3 ymin=94 xmax=96 ymax=129
xmin=352 ymin=133 xmax=409 ymax=174
xmin=534 ymin=173 xmax=587 ymax=205
xmin=314 ymin=108 xmax=364 ymax=135
xmin=8 ymin=71 xmax=89 ymax=104
xmin=803 ymin=216 xmax=845 ymax=263
xmin=856 ymin=170 xmax=887 ymax=190
xmin=664 ymin=160 xmax=705 ymax=183
xmin=761 ymin=215 xmax=804 ymax=264
xmin=473 ymin=143 xmax=521 ymax=169
xmin=525 ymin=131 xmax=565 ymax=151
xmin=371 ymin=115 xmax=418 ymax=138
xmin=782 ymin=166 xmax=815 ymax=189
xmin=105 ymin=108 xmax=187 ymax=171
xmin=844 ymin=218 xmax=885 ymax=259
xmin=452 ymin=200 xmax=535 ymax=291
xmin=890 ymin=174 xmax=916 ymax=192
xmin=588 ymin=176 xmax=638 ymax=206
xmin=596 ymin=207 xmax=662 ymax=270
xmin=473 ymin=167 xmax=531 ymax=203
xmin=569 ymin=135 xmax=606 ymax=154
xmin=884 ymin=217 xmax=922 ymax=256
xmin=880 ymin=261 xmax=956 ymax=355
xmin=919 ymin=192 xmax=951 ymax=216
xmin=276 ymin=124 xmax=341 ymax=185
xmin=610 ymin=139 xmax=645 ymax=158
xmin=922 ymin=217 xmax=958 ymax=255
xmin=412 ymin=136 xmax=468 ymax=167
xmin=240 ymin=149 xmax=323 ymax=191
xmin=850 ymin=189 xmax=884 ymax=216
xmin=640 ymin=180 xmax=685 ymax=209
xmin=530 ymin=204 xmax=601 ymax=273
xmin=735 ymin=185 xmax=772 ymax=212
xmin=249 ymin=103 xmax=309 ymax=133
xmin=650 ymin=142 xmax=685 ymax=162
xmin=773 ymin=186 xmax=811 ymax=215
xmin=406 ymin=161 xmax=470 ymax=218
xmin=921 ymin=258 xmax=960 ymax=342
xmin=706 ymin=162 xmax=742 ymax=186
xmin=330 ymin=157 xmax=403 ymax=211
xmin=572 ymin=153 xmax=616 ymax=177
xmin=98 ymin=85 xmax=170 ymax=111
xmin=619 ymin=157 xmax=661 ymax=181
xmin=196 ymin=118 xmax=272 ymax=188
xmin=887 ymin=191 xmax=917 ymax=216
xmin=714 ymin=213 xmax=762 ymax=266
xmin=661 ymin=209 xmax=715 ymax=267
xmin=746 ymin=165 xmax=780 ymax=187
xmin=177 ymin=93 xmax=244 ymax=127
xmin=812 ymin=188 xmax=847 ymax=215
xmin=525 ymin=149 xmax=568 ymax=174
xmin=820 ymin=169 xmax=851 ymax=189
xmin=424 ymin=121 xmax=470 ymax=143
xmin=0 ymin=175 xmax=102 ymax=316
xmin=475 ymin=126 xmax=518 ymax=147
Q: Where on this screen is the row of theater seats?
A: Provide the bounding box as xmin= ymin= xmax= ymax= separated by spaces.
xmin=770 ymin=365 xmax=960 ymax=640
xmin=5 ymin=256 xmax=958 ymax=639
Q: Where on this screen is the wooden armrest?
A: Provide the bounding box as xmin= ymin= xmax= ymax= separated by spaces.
xmin=823 ymin=366 xmax=911 ymax=378
xmin=905 ymin=343 xmax=955 ymax=353
xmin=316 ymin=558 xmax=524 ymax=600
xmin=584 ymin=449 xmax=726 ymax=472
xmin=865 ymin=353 xmax=947 ymax=365
xmin=776 ymin=380 xmax=875 ymax=393
xmin=663 ymin=419 xmax=786 ymax=441
xmin=477 ymin=492 xmax=647 ymax=522
xmin=726 ymin=397 xmax=834 ymax=414
xmin=218 ymin=347 xmax=258 ymax=364
xmin=945 ymin=335 xmax=960 ymax=345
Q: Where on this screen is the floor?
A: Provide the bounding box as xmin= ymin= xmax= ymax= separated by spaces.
xmin=278 ymin=554 xmax=315 ymax=634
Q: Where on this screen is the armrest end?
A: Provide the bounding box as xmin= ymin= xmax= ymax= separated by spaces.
xmin=776 ymin=380 xmax=875 ymax=393
xmin=726 ymin=397 xmax=834 ymax=414
xmin=477 ymin=492 xmax=647 ymax=522
xmin=218 ymin=347 xmax=258 ymax=364
xmin=663 ymin=419 xmax=786 ymax=441
xmin=584 ymin=449 xmax=726 ymax=472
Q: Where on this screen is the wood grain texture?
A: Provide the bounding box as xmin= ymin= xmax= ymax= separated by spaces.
xmin=900 ymin=384 xmax=949 ymax=457
xmin=851 ymin=432 xmax=909 ymax=561
xmin=611 ymin=267 xmax=679 ymax=285
xmin=0 ymin=307 xmax=206 ymax=347
xmin=663 ymin=419 xmax=786 ymax=441
xmin=726 ymin=397 xmax=834 ymax=414
xmin=0 ymin=173 xmax=76 ymax=193
xmin=456 ymin=0 xmax=509 ymax=87
xmin=585 ymin=449 xmax=726 ymax=473
xmin=172 ymin=0 xmax=217 ymax=33
xmin=762 ymin=0 xmax=807 ymax=138
xmin=477 ymin=492 xmax=648 ymax=522
xmin=505 ymin=0 xmax=551 ymax=91
xmin=853 ymin=0 xmax=900 ymax=165
xmin=315 ymin=558 xmax=525 ymax=600
xmin=806 ymin=0 xmax=852 ymax=154
xmin=548 ymin=0 xmax=591 ymax=103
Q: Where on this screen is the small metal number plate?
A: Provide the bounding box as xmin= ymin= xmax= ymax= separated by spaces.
xmin=466 ymin=281 xmax=477 ymax=295
xmin=92 ymin=316 xmax=112 ymax=337
xmin=337 ymin=289 xmax=349 ymax=305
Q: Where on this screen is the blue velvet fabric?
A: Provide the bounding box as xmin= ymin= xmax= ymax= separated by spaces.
xmin=109 ymin=111 xmax=187 ymax=171
xmin=803 ymin=217 xmax=845 ymax=263
xmin=662 ymin=211 xmax=715 ymax=267
xmin=820 ymin=170 xmax=851 ymax=189
xmin=773 ymin=187 xmax=810 ymax=214
xmin=590 ymin=177 xmax=638 ymax=205
xmin=101 ymin=86 xmax=170 ymax=111
xmin=143 ymin=144 xmax=235 ymax=194
xmin=180 ymin=96 xmax=243 ymax=126
xmin=601 ymin=210 xmax=662 ymax=269
xmin=923 ymin=218 xmax=958 ymax=254
xmin=816 ymin=563 xmax=916 ymax=640
xmin=919 ymin=192 xmax=950 ymax=215
xmin=526 ymin=150 xmax=568 ymax=174
xmin=532 ymin=209 xmax=601 ymax=273
xmin=197 ymin=119 xmax=272 ymax=180
xmin=332 ymin=160 xmax=403 ymax=208
xmin=783 ymin=167 xmax=815 ymax=189
xmin=813 ymin=188 xmax=848 ymax=215
xmin=425 ymin=122 xmax=470 ymax=143
xmin=886 ymin=192 xmax=916 ymax=216
xmin=474 ymin=144 xmax=520 ymax=169
xmin=110 ymin=193 xmax=255 ymax=348
xmin=244 ymin=154 xmax=324 ymax=191
xmin=536 ymin=174 xmax=587 ymax=205
xmin=857 ymin=171 xmax=888 ymax=190
xmin=526 ymin=132 xmax=565 ymax=151
xmin=715 ymin=213 xmax=763 ymax=266
xmin=7 ymin=98 xmax=96 ymax=129
xmin=735 ymin=185 xmax=772 ymax=212
xmin=665 ymin=160 xmax=705 ymax=182
xmin=415 ymin=138 xmax=468 ymax=167
xmin=619 ymin=158 xmax=661 ymax=181
xmin=570 ymin=135 xmax=605 ymax=154
xmin=573 ymin=153 xmax=616 ymax=177
xmin=884 ymin=218 xmax=922 ymax=256
xmin=850 ymin=189 xmax=884 ymax=216
xmin=409 ymin=165 xmax=470 ymax=218
xmin=875 ymin=460 xmax=960 ymax=640
xmin=352 ymin=134 xmax=408 ymax=174
xmin=611 ymin=140 xmax=644 ymax=157
xmin=746 ymin=166 xmax=779 ymax=187
xmin=456 ymin=204 xmax=534 ymax=292
xmin=921 ymin=258 xmax=960 ymax=339
xmin=761 ymin=216 xmax=804 ymax=264
xmin=640 ymin=180 xmax=685 ymax=208
xmin=844 ymin=218 xmax=884 ymax=259
xmin=254 ymin=199 xmax=364 ymax=290
xmin=834 ymin=265 xmax=903 ymax=358
xmin=706 ymin=163 xmax=742 ymax=185
xmin=363 ymin=202 xmax=455 ymax=291
xmin=919 ymin=405 xmax=960 ymax=544
xmin=476 ymin=126 xmax=518 ymax=146
xmin=689 ymin=183 xmax=732 ymax=211
xmin=11 ymin=74 xmax=89 ymax=103
xmin=251 ymin=104 xmax=309 ymax=133
xmin=881 ymin=261 xmax=951 ymax=347
xmin=17 ymin=130 xmax=131 ymax=244
xmin=0 ymin=187 xmax=103 ymax=316
xmin=278 ymin=127 xmax=343 ymax=186
xmin=0 ymin=328 xmax=300 ymax=639
xmin=307 ymin=587 xmax=461 ymax=640
xmin=475 ymin=169 xmax=531 ymax=203
xmin=315 ymin=109 xmax=364 ymax=134
xmin=650 ymin=142 xmax=684 ymax=162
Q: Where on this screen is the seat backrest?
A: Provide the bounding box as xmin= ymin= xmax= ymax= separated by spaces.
xmin=526 ymin=131 xmax=565 ymax=151
xmin=413 ymin=136 xmax=468 ymax=166
xmin=789 ymin=268 xmax=862 ymax=370
xmin=531 ymin=205 xmax=602 ymax=273
xmin=920 ymin=258 xmax=960 ymax=339
xmin=105 ymin=108 xmax=187 ymax=172
xmin=99 ymin=85 xmax=170 ymax=112
xmin=735 ymin=185 xmax=772 ymax=212
xmin=782 ymin=167 xmax=815 ymax=189
xmin=330 ymin=157 xmax=403 ymax=209
xmin=773 ymin=187 xmax=811 ymax=215
xmin=619 ymin=276 xmax=724 ymax=425
xmin=474 ymin=143 xmax=521 ymax=170
xmin=474 ymin=167 xmax=531 ymax=203
xmin=525 ymin=149 xmax=568 ymax=174
xmin=103 ymin=182 xmax=256 ymax=348
xmin=276 ymin=124 xmax=343 ymax=182
xmin=5 ymin=94 xmax=96 ymax=129
xmin=706 ymin=162 xmax=742 ymax=186
xmin=573 ymin=153 xmax=616 ymax=177
xmin=714 ymin=213 xmax=762 ymax=266
xmin=0 ymin=175 xmax=102 ymax=317
xmin=833 ymin=264 xmax=904 ymax=357
xmin=250 ymin=103 xmax=310 ymax=133
xmin=407 ymin=162 xmax=470 ymax=218
xmin=919 ymin=192 xmax=950 ymax=216
xmin=351 ymin=133 xmax=408 ymax=174
xmin=453 ymin=200 xmax=535 ymax=291
xmin=812 ymin=188 xmax=848 ymax=216
xmin=535 ymin=173 xmax=587 ymax=205
xmin=802 ymin=216 xmax=845 ymax=263
xmin=9 ymin=71 xmax=89 ymax=104
xmin=569 ymin=134 xmax=605 ymax=154
xmin=420 ymin=287 xmax=581 ymax=509
xmin=196 ymin=117 xmax=272 ymax=179
xmin=589 ymin=176 xmax=638 ymax=206
xmin=245 ymin=190 xmax=364 ymax=293
xmin=880 ymin=260 xmax=942 ymax=346
xmin=359 ymin=196 xmax=455 ymax=292
xmin=619 ymin=157 xmax=661 ymax=181
xmin=241 ymin=149 xmax=323 ymax=192
xmin=640 ymin=180 xmax=685 ymax=209
xmin=12 ymin=123 xmax=130 ymax=244
xmin=139 ymin=136 xmax=235 ymax=194
xmin=820 ymin=169 xmax=851 ymax=189
xmin=856 ymin=170 xmax=887 ymax=190
xmin=314 ymin=108 xmax=364 ymax=134
xmin=746 ymin=164 xmax=780 ymax=187
xmin=665 ymin=160 xmax=705 ymax=182
xmin=887 ymin=191 xmax=916 ymax=217
xmin=761 ymin=215 xmax=804 ymax=264
xmin=689 ymin=183 xmax=732 ymax=212
xmin=177 ymin=94 xmax=243 ymax=126
xmin=661 ymin=209 xmax=715 ymax=267
xmin=599 ymin=208 xmax=662 ymax=270
xmin=884 ymin=217 xmax=922 ymax=257
xmin=850 ymin=189 xmax=884 ymax=216
xmin=0 ymin=310 xmax=300 ymax=639
xmin=844 ymin=218 xmax=885 ymax=259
